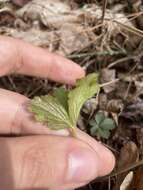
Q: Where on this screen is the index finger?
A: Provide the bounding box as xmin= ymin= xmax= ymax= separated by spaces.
xmin=0 ymin=36 xmax=85 ymax=84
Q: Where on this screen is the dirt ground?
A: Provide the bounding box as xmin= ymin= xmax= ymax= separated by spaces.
xmin=0 ymin=0 xmax=143 ymax=189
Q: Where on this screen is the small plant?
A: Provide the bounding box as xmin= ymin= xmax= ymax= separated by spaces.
xmin=89 ymin=112 xmax=116 ymax=139
xmin=30 ymin=73 xmax=100 ymax=136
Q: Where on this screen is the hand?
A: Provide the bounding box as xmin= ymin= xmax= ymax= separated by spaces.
xmin=0 ymin=36 xmax=115 ymax=190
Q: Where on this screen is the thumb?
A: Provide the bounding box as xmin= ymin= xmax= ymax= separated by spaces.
xmin=0 ymin=135 xmax=111 ymax=190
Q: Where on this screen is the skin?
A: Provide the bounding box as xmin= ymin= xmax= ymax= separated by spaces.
xmin=0 ymin=2 xmax=115 ymax=189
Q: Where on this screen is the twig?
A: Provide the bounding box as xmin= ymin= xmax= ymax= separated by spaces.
xmin=102 ymin=142 xmax=118 ymax=153
xmin=124 ymin=60 xmax=140 ymax=100
xmin=127 ymin=11 xmax=143 ymax=22
xmin=72 ymin=34 xmax=104 ymax=58
xmin=100 ymin=79 xmax=120 ymax=88
xmin=114 ymin=20 xmax=143 ymax=38
xmin=92 ymin=159 xmax=143 ymax=183
xmin=108 ymin=56 xmax=135 ymax=69
xmin=134 ymin=86 xmax=143 ymax=100
xmin=101 ymin=0 xmax=108 ymax=24
xmin=128 ymin=61 xmax=140 ymax=75
xmin=124 ymin=78 xmax=133 ymax=100
xmin=110 ymin=160 xmax=143 ymax=178
xmin=67 ymin=50 xmax=126 ymax=59
xmin=108 ymin=177 xmax=111 ymax=190
xmin=101 ymin=59 xmax=140 ymax=88
xmin=7 ymin=76 xmax=17 ymax=92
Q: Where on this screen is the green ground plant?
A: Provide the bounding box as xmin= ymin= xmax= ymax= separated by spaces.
xmin=30 ymin=73 xmax=116 ymax=137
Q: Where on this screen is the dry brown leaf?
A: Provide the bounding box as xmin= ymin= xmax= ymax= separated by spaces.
xmin=16 ymin=0 xmax=75 ymax=28
xmin=114 ymin=81 xmax=136 ymax=102
xmin=117 ymin=141 xmax=139 ymax=169
xmin=136 ymin=128 xmax=143 ymax=158
xmin=83 ymin=98 xmax=98 ymax=115
xmin=58 ymin=23 xmax=95 ymax=55
xmin=120 ymin=172 xmax=134 ymax=190
xmin=127 ymin=167 xmax=143 ymax=190
xmin=106 ymin=99 xmax=124 ymax=113
xmin=5 ymin=28 xmax=59 ymax=49
xmin=113 ymin=141 xmax=139 ymax=190
xmin=132 ymin=0 xmax=143 ymax=30
xmin=77 ymin=115 xmax=86 ymax=131
xmin=99 ymin=93 xmax=108 ymax=110
xmin=16 ymin=1 xmax=133 ymax=35
xmin=100 ymin=68 xmax=116 ymax=93
xmin=120 ymin=100 xmax=143 ymax=129
xmin=0 ymin=7 xmax=15 ymax=26
xmin=1 ymin=0 xmax=136 ymax=53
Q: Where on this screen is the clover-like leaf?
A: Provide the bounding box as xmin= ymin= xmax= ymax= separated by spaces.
xmin=100 ymin=118 xmax=116 ymax=130
xmin=97 ymin=128 xmax=111 ymax=139
xmin=89 ymin=111 xmax=116 ymax=139
xmin=95 ymin=112 xmax=105 ymax=125
xmin=90 ymin=124 xmax=99 ymax=136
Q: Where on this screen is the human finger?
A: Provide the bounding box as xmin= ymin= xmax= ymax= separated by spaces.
xmin=0 ymin=36 xmax=85 ymax=85
xmin=0 ymin=135 xmax=113 ymax=190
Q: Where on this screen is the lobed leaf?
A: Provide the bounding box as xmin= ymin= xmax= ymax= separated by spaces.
xmin=100 ymin=118 xmax=116 ymax=130
xmin=90 ymin=125 xmax=98 ymax=136
xmin=30 ymin=95 xmax=72 ymax=130
xmin=53 ymin=87 xmax=69 ymax=111
xmin=89 ymin=111 xmax=116 ymax=139
xmin=97 ymin=128 xmax=111 ymax=139
xmin=68 ymin=73 xmax=100 ymax=126
xmin=30 ymin=73 xmax=100 ymax=133
xmin=95 ymin=112 xmax=105 ymax=125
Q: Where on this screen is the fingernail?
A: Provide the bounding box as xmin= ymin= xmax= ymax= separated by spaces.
xmin=64 ymin=62 xmax=85 ymax=85
xmin=67 ymin=148 xmax=99 ymax=183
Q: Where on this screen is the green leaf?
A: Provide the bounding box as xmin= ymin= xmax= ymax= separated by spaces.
xmin=89 ymin=120 xmax=96 ymax=127
xmin=90 ymin=125 xmax=99 ymax=135
xmin=89 ymin=111 xmax=116 ymax=139
xmin=95 ymin=112 xmax=105 ymax=125
xmin=53 ymin=88 xmax=68 ymax=111
xmin=100 ymin=118 xmax=116 ymax=130
xmin=30 ymin=95 xmax=72 ymax=130
xmin=76 ymin=73 xmax=99 ymax=87
xmin=30 ymin=73 xmax=100 ymax=135
xmin=68 ymin=73 xmax=100 ymax=126
xmin=97 ymin=128 xmax=111 ymax=139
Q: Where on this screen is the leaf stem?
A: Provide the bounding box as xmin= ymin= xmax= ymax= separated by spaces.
xmin=100 ymin=79 xmax=119 ymax=87
xmin=70 ymin=127 xmax=77 ymax=138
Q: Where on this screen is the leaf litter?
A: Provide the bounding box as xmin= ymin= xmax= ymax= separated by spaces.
xmin=0 ymin=0 xmax=143 ymax=189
